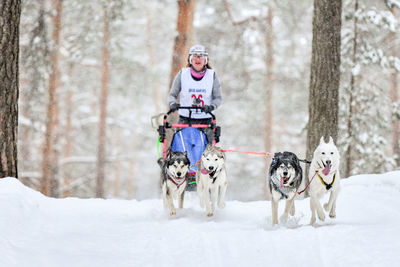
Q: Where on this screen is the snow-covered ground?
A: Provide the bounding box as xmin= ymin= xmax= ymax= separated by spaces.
xmin=1 ymin=171 xmax=400 ymax=267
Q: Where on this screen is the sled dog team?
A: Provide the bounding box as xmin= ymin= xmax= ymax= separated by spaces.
xmin=158 ymin=136 xmax=341 ymax=226
xmin=158 ymin=145 xmax=227 ymax=217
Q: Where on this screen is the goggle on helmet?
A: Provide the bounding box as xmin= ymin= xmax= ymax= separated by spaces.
xmin=189 ymin=45 xmax=208 ymax=64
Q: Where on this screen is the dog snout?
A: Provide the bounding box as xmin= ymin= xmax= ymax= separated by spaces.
xmin=208 ymin=166 xmax=214 ymax=171
xmin=283 ymin=171 xmax=288 ymax=177
xmin=177 ymin=171 xmax=182 ymax=177
xmin=326 ymin=160 xmax=331 ymax=166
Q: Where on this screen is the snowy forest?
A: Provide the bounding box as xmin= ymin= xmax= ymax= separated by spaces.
xmin=1 ymin=0 xmax=400 ymax=201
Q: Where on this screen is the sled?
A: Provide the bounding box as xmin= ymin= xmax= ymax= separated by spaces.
xmin=153 ymin=106 xmax=221 ymax=191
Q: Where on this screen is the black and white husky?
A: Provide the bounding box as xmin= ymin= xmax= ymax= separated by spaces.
xmin=196 ymin=145 xmax=227 ymax=217
xmin=308 ymin=136 xmax=341 ymax=225
xmin=158 ymin=151 xmax=190 ymax=216
xmin=268 ymin=151 xmax=303 ymax=225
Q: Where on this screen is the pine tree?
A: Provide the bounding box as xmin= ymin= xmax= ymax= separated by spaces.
xmin=306 ymin=0 xmax=342 ymax=179
xmin=340 ymin=0 xmax=399 ymax=176
xmin=0 ymin=0 xmax=21 ymax=179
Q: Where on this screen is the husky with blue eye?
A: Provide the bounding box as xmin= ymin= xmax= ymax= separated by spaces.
xmin=158 ymin=151 xmax=190 ymax=216
xmin=196 ymin=145 xmax=227 ymax=217
xmin=308 ymin=136 xmax=341 ymax=225
xmin=268 ymin=151 xmax=303 ymax=225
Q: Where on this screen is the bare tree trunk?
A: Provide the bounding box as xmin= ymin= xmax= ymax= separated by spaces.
xmin=41 ymin=0 xmax=63 ymax=194
xmin=0 ymin=0 xmax=21 ymax=179
xmin=50 ymin=84 xmax=61 ymax=197
xmin=390 ymin=72 xmax=399 ymax=165
xmin=389 ymin=7 xmax=399 ymax=166
xmin=63 ymin=73 xmax=73 ymax=197
xmin=166 ymin=0 xmax=196 ymax=147
xmin=344 ymin=0 xmax=358 ymax=178
xmin=20 ymin=0 xmax=47 ymax=169
xmin=127 ymin=133 xmax=137 ymax=199
xmin=306 ymin=0 xmax=342 ymax=177
xmin=113 ymin=129 xmax=122 ymax=198
xmin=169 ymin=0 xmax=196 ymax=87
xmin=96 ymin=4 xmax=110 ymax=198
xmin=145 ymin=3 xmax=162 ymax=114
xmin=264 ymin=7 xmax=274 ymax=200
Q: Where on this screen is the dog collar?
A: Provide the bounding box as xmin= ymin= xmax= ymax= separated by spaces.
xmin=168 ymin=175 xmax=187 ymax=189
xmin=211 ymin=168 xmax=222 ymax=183
xmin=317 ymin=172 xmax=336 ymax=190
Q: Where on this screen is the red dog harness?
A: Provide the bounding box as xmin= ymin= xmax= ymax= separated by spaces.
xmin=168 ymin=175 xmax=188 ymax=189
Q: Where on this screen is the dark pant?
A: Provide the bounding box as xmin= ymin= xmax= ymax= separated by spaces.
xmin=178 ymin=116 xmax=214 ymax=144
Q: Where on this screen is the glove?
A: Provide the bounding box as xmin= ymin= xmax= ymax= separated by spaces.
xmin=202 ymin=105 xmax=214 ymax=113
xmin=169 ymin=103 xmax=180 ymax=112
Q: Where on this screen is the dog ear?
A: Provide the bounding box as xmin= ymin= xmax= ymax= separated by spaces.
xmin=215 ymin=146 xmax=226 ymax=160
xmin=294 ymin=157 xmax=302 ymax=177
xmin=269 ymin=154 xmax=280 ymax=176
xmin=328 ymin=136 xmax=334 ymax=144
xmin=221 ymin=150 xmax=226 ymax=161
xmin=274 ymin=152 xmax=282 ymax=159
xmin=320 ymin=136 xmax=325 ymax=145
xmin=166 ymin=148 xmax=173 ymax=158
xmin=157 ymin=158 xmax=166 ymax=167
xmin=184 ymin=155 xmax=190 ymax=165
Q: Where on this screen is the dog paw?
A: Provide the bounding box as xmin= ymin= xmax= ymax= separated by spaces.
xmin=207 ymin=212 xmax=214 ymax=217
xmin=280 ymin=214 xmax=288 ymax=223
xmin=218 ymin=202 xmax=226 ymax=209
xmin=310 ymin=217 xmax=316 ymax=226
xmin=323 ymin=203 xmax=330 ymax=212
xmin=318 ymin=213 xmax=325 ymax=222
xmin=169 ymin=210 xmax=176 ymax=216
xmin=329 ymin=211 xmax=336 ymax=219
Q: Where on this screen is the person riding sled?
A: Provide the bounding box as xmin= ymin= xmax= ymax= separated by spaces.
xmin=166 ymin=44 xmax=223 ymax=190
xmin=168 ymin=44 xmax=222 ymax=143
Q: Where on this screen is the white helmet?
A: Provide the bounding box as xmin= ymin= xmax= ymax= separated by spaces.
xmin=188 ymin=44 xmax=208 ymax=65
xmin=189 ymin=44 xmax=208 ymax=56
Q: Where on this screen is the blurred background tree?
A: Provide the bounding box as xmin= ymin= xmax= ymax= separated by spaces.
xmin=17 ymin=0 xmax=400 ymax=200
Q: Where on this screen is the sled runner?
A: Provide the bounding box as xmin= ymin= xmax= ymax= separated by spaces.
xmin=155 ymin=106 xmax=221 ymax=191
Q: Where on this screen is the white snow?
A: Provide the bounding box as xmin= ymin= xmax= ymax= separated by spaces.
xmin=1 ymin=171 xmax=400 ymax=267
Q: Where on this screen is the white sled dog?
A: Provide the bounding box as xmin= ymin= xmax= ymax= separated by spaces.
xmin=196 ymin=145 xmax=227 ymax=216
xmin=158 ymin=151 xmax=190 ymax=216
xmin=308 ymin=136 xmax=341 ymax=225
xmin=268 ymin=151 xmax=303 ymax=225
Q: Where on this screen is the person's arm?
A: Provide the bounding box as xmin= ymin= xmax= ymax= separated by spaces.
xmin=211 ymin=72 xmax=222 ymax=109
xmin=168 ymin=70 xmax=182 ymax=107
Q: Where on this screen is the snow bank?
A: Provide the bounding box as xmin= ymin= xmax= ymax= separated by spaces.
xmin=0 ymin=172 xmax=400 ymax=267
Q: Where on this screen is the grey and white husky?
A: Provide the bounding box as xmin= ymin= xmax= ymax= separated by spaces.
xmin=158 ymin=151 xmax=190 ymax=216
xmin=308 ymin=136 xmax=341 ymax=225
xmin=268 ymin=151 xmax=303 ymax=225
xmin=196 ymin=145 xmax=227 ymax=217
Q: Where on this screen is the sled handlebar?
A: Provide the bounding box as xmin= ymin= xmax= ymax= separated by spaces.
xmin=167 ymin=106 xmax=215 ymax=120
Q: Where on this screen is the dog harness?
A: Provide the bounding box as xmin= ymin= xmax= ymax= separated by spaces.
xmin=317 ymin=172 xmax=336 ymax=190
xmin=272 ymin=183 xmax=294 ymax=199
xmin=168 ymin=175 xmax=188 ymax=189
xmin=276 ymin=186 xmax=288 ymax=199
xmin=210 ymin=169 xmax=218 ymax=184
